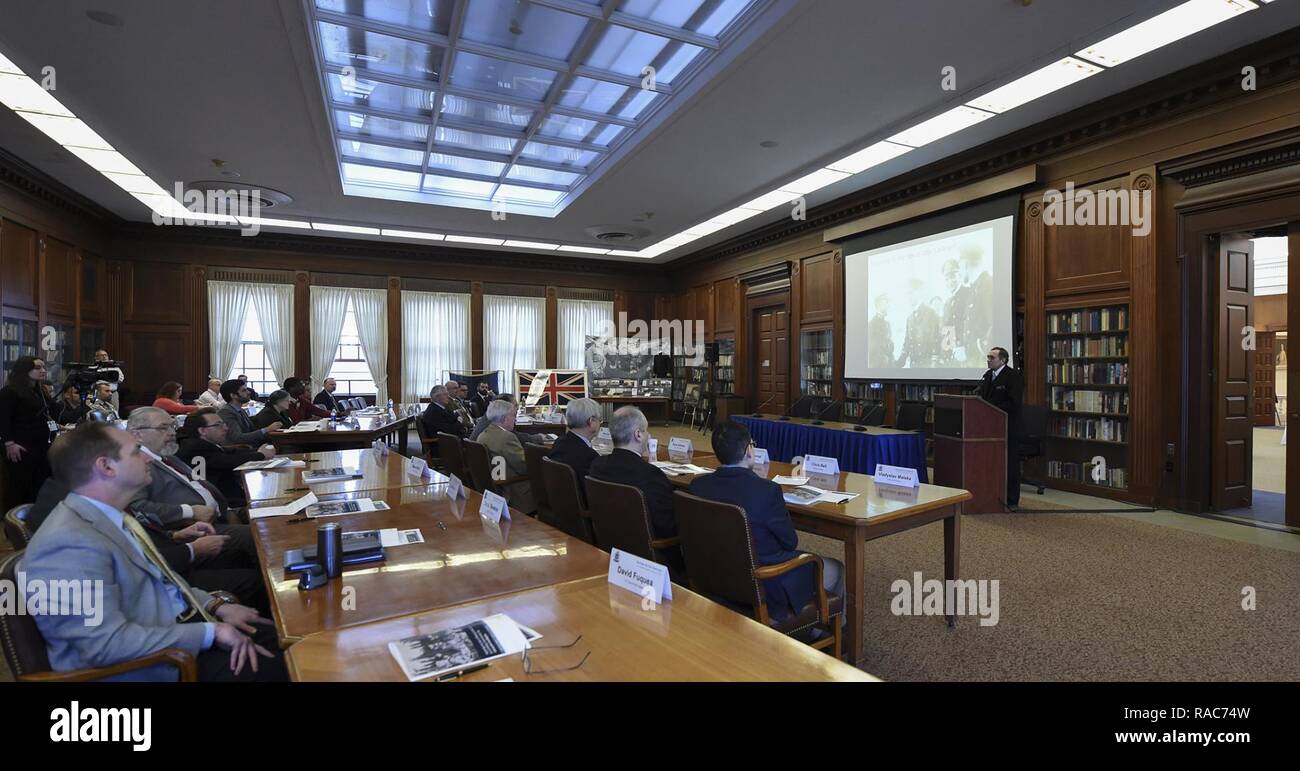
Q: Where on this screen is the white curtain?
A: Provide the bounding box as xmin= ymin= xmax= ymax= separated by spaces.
xmin=484 ymin=295 xmax=545 ymax=386
xmin=247 ymin=283 xmax=294 ymax=386
xmin=350 ymin=288 xmax=388 ymax=399
xmin=557 ymin=298 xmax=614 ymax=369
xmin=309 ymin=286 xmax=350 ymax=393
xmin=401 ymin=290 xmax=470 ymax=402
xmin=207 ymin=281 xmax=250 ymax=379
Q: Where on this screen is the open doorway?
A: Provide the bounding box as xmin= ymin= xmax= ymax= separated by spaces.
xmin=1212 ymin=229 xmax=1289 ymax=527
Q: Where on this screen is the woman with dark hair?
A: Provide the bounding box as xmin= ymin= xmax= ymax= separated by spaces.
xmin=252 ymin=389 xmax=295 ymax=430
xmin=152 ymin=380 xmax=198 ymax=415
xmin=0 ymin=356 xmax=58 ymax=506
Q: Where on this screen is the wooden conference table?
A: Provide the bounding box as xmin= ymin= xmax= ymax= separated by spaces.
xmin=264 ymin=411 xmax=414 ymax=452
xmin=241 ymin=448 xmax=449 ymax=503
xmin=665 ymin=456 xmax=971 ymax=665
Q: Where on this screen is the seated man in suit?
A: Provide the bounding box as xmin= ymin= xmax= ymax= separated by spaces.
xmin=446 ymin=380 xmax=474 ymax=432
xmin=54 ymin=382 xmax=90 ymax=426
xmin=313 ymin=377 xmax=345 ymax=413
xmin=284 ymin=377 xmax=330 ymax=423
xmin=477 ymin=399 xmax=536 ymax=515
xmin=687 ymin=420 xmax=844 ymax=624
xmin=588 ymin=406 xmax=681 ymax=572
xmin=176 ymin=407 xmax=275 ymax=506
xmin=422 ymin=384 xmax=465 ymax=439
xmin=547 ymin=397 xmax=601 ymax=503
xmin=470 ymin=381 xmax=495 ymax=417
xmin=471 ymin=393 xmax=544 ymax=445
xmin=217 ymin=379 xmax=280 ymax=444
xmin=20 ymin=421 xmax=285 ymax=681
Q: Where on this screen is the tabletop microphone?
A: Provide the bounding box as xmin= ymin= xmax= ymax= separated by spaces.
xmin=751 ymin=394 xmax=775 ymax=417
xmin=809 ymin=399 xmax=839 ymax=426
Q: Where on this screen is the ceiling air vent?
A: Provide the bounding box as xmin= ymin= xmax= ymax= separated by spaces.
xmin=185 ymin=181 xmax=293 ymax=209
xmin=584 ymin=224 xmax=650 ymax=243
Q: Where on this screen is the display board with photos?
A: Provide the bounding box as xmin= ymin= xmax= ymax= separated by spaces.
xmin=585 ymin=335 xmax=673 ymax=397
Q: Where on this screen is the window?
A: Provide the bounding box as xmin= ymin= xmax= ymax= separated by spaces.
xmin=484 ymin=295 xmax=545 ymax=383
xmin=401 ymin=290 xmax=470 ymax=402
xmin=227 ymin=303 xmax=278 ymax=395
xmin=327 ymin=298 xmax=377 ymax=396
xmin=557 ymin=298 xmax=613 ymax=369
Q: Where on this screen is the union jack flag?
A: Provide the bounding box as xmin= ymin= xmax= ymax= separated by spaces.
xmin=515 ymin=369 xmax=588 ymax=407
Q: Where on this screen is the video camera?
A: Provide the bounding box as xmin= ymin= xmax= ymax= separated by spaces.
xmin=63 ymin=360 xmax=124 ymax=400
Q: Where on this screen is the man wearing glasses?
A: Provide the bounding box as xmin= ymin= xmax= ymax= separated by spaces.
xmin=978 ymin=347 xmax=1024 ymax=510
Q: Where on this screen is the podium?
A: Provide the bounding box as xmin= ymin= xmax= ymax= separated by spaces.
xmin=932 ymin=394 xmax=1007 ymax=514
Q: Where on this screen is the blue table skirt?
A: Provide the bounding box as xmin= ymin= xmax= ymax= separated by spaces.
xmin=735 ymin=416 xmax=928 ymax=482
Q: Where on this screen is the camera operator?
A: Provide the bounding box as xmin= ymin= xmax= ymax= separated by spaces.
xmin=0 ymin=356 xmax=57 ymax=506
xmin=92 ymin=349 xmax=125 ymax=410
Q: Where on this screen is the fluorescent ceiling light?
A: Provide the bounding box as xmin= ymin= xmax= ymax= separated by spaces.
xmin=60 ymin=146 xmax=145 ymax=175
xmin=966 ymin=57 xmax=1103 ymax=114
xmin=239 ymin=216 xmax=312 ymax=230
xmin=888 ymin=105 xmax=995 ymax=148
xmin=738 ymin=189 xmax=801 ymax=212
xmin=782 ymin=167 xmax=851 ymax=195
xmin=0 ymin=72 xmax=74 ymax=117
xmin=707 ymin=207 xmax=763 ymax=226
xmin=503 ymin=240 xmax=560 ymax=250
xmin=312 ymin=222 xmax=381 ymax=235
xmin=557 ymin=245 xmax=611 ymax=254
xmin=0 ymin=52 xmax=22 ymax=75
xmin=381 ymin=228 xmax=444 ymax=240
xmin=445 ymin=235 xmax=505 ymax=245
xmin=103 ymin=172 xmax=167 ymax=196
xmin=641 ymin=232 xmax=703 ymax=258
xmin=12 ymin=112 xmax=112 ymax=149
xmin=606 ymin=249 xmax=647 ymax=257
xmin=683 ymin=220 xmax=731 ymax=237
xmin=1075 ymin=0 xmax=1256 ymax=67
xmin=826 ymin=141 xmax=911 ymax=174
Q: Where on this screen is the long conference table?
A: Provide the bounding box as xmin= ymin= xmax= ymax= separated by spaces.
xmin=240 ymin=448 xmax=875 ymax=681
xmin=262 ymin=409 xmax=416 ymax=452
xmin=736 ymin=414 xmax=929 ymax=481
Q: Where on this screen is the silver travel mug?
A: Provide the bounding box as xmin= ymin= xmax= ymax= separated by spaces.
xmin=317 ymin=522 xmax=343 ymax=578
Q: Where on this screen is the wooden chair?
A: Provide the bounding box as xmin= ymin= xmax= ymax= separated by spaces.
xmin=671 ymin=490 xmax=842 ymax=659
xmin=436 ymin=431 xmax=467 ymax=483
xmin=523 ymin=444 xmax=553 ymax=523
xmin=0 ymin=551 xmax=197 ymax=681
xmin=4 ymin=504 xmax=34 ymax=549
xmin=585 ymin=477 xmax=683 ymax=582
xmin=541 ymin=457 xmax=595 ymax=544
xmin=413 ymin=414 xmax=438 ymax=466
xmin=463 ymin=439 xmax=529 ymax=497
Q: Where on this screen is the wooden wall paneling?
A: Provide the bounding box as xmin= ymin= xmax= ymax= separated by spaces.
xmin=831 ymin=250 xmax=845 ymax=403
xmin=613 ymin=290 xmax=626 ymax=326
xmin=120 ymin=325 xmax=192 ymax=404
xmin=545 ymin=286 xmax=557 ymax=368
xmin=1022 ymin=197 xmax=1046 ymax=407
xmin=789 ymin=260 xmax=802 ymax=403
xmin=41 ymin=236 xmax=77 ymax=321
xmin=798 ymin=251 xmax=836 ymax=324
xmin=194 ymin=267 xmax=209 ymax=380
xmin=387 ymin=276 xmax=401 ymax=402
xmin=105 ymin=260 xmax=125 ymax=365
xmin=1 ymin=218 xmax=39 ymax=312
xmin=713 ymin=278 xmax=737 ymax=335
xmin=1128 ymin=169 xmax=1158 ymax=498
xmin=123 ymin=260 xmax=192 ymax=325
xmin=79 ymin=252 xmax=106 ymax=324
xmin=693 ymin=283 xmax=713 ymax=342
xmin=470 ymin=281 xmax=483 ymax=370
xmin=1043 ymin=177 xmax=1133 ymax=296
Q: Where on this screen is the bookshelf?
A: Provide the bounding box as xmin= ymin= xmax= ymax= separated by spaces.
xmin=843 ymin=380 xmax=884 ymax=420
xmin=1045 ymin=304 xmax=1130 ymax=492
xmin=1 ymin=317 xmax=38 ymax=380
xmin=799 ymin=328 xmax=833 ymax=413
xmin=713 ymin=339 xmax=735 ymax=396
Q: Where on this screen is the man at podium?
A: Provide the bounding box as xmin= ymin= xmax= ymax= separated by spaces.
xmin=979 ymin=347 xmax=1023 ymax=509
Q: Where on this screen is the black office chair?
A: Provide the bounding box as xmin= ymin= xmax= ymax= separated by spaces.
xmin=857 ymin=403 xmax=886 ymax=426
xmin=811 ymin=400 xmax=842 ymax=422
xmin=1018 ymin=405 xmax=1048 ymax=495
xmin=787 ymin=395 xmax=815 ymax=419
xmin=895 ymin=403 xmax=928 ymax=431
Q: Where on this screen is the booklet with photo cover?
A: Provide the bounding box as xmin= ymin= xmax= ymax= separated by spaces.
xmin=235 ymin=457 xmax=294 ymax=471
xmin=782 ymin=485 xmax=824 ymax=505
xmin=388 ymin=614 xmax=533 ymax=682
xmin=304 ymin=498 xmax=390 ymax=518
xmin=302 ymin=467 xmax=363 ymax=483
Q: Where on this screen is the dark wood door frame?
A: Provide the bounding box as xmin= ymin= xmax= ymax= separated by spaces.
xmin=743 ymin=289 xmax=790 ymax=413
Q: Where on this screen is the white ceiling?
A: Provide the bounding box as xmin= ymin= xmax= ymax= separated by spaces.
xmin=1 ymin=0 xmax=1297 ymax=263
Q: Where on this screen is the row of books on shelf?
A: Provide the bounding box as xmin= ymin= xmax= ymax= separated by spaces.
xmin=1049 ymin=416 xmax=1128 ymax=442
xmin=802 ymin=366 xmax=832 ymax=380
xmin=804 ymin=349 xmax=830 ymax=366
xmin=843 ymin=400 xmax=883 ymax=418
xmin=2 ymin=321 xmax=36 ymax=340
xmin=897 ymin=384 xmax=935 ymax=402
xmin=804 ymin=383 xmax=832 ymax=397
xmin=715 ymin=367 xmax=734 ymax=381
xmin=1047 ymin=362 xmax=1129 ymax=385
xmin=1047 ymin=460 xmax=1128 ymax=489
xmin=1051 ymin=388 xmax=1129 ymax=414
xmin=3 ymin=343 xmax=37 ymax=362
xmin=1049 ymin=336 xmax=1128 ymax=358
xmin=1048 ymin=307 xmax=1127 ymax=334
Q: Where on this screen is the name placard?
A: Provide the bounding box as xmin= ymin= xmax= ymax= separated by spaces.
xmin=874 ymin=463 xmax=920 ymax=488
xmin=751 ymin=447 xmax=770 ymax=465
xmin=803 ymin=454 xmax=840 ymax=476
xmin=447 ymin=473 xmax=467 ymax=500
xmin=607 ymin=548 xmax=673 ymax=604
xmin=597 ymin=427 xmax=611 ymax=441
xmin=407 ymin=456 xmax=428 ymax=477
xmin=479 ymin=489 xmax=511 ymax=524
xmin=668 ymin=437 xmax=693 ymax=455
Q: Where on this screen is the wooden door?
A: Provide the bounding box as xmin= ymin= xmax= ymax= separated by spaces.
xmin=751 ymin=305 xmax=789 ymax=415
xmin=1254 ymin=331 xmax=1276 ymax=426
xmin=1211 ymin=234 xmax=1254 ymax=510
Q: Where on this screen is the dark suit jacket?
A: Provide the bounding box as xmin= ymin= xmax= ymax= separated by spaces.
xmin=422 ymin=401 xmax=465 ymax=439
xmin=313 ymin=389 xmax=343 ymax=412
xmin=217 ymin=402 xmax=269 ymax=445
xmin=589 ymin=448 xmax=677 ymax=538
xmin=252 ymin=406 xmax=294 ymax=430
xmin=470 ymin=392 xmax=492 ymax=417
xmin=978 ymin=365 xmax=1024 ymax=438
xmin=547 ymin=431 xmax=599 ymax=503
xmin=176 ymin=437 xmax=263 ymax=504
xmin=132 ymin=454 xmax=232 ymax=525
xmin=29 ymin=478 xmax=192 ymax=573
xmin=687 ymin=466 xmax=814 ymax=621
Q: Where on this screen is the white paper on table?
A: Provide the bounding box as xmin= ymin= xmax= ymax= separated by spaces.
xmin=814 ymin=489 xmax=859 ymax=504
xmin=772 ymin=475 xmax=810 ymax=486
xmin=379 ymin=527 xmax=424 ymax=547
xmin=304 ymin=497 xmax=378 ymax=517
xmin=235 ymin=457 xmax=304 ymax=471
xmin=284 ymin=420 xmax=326 ymax=432
xmin=248 ymin=492 xmax=318 ymax=519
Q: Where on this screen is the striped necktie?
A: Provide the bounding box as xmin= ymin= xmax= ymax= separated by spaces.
xmin=120 ymin=513 xmax=217 ymax=622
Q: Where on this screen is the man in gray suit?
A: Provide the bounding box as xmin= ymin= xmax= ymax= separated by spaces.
xmin=20 ymin=422 xmax=285 ymax=681
xmin=217 ymin=379 xmax=280 ymax=445
xmin=478 ymin=399 xmax=536 ymax=515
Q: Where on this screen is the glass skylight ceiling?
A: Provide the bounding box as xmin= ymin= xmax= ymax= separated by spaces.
xmin=309 ymin=0 xmax=766 ymax=216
